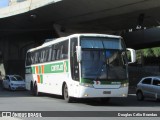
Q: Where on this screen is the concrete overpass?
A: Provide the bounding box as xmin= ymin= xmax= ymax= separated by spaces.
xmin=1 ymin=0 xmax=160 ymax=75
xmin=1 ymin=0 xmax=160 ymax=35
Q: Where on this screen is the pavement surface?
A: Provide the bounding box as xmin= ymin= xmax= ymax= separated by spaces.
xmin=0 ymin=81 xmax=160 ymax=120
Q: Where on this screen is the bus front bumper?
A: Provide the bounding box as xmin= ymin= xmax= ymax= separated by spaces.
xmin=74 ymin=86 xmax=128 ymax=98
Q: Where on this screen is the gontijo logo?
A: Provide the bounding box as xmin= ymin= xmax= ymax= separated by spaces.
xmin=50 ymin=61 xmax=68 ymax=73
xmin=51 ymin=64 xmax=63 ymax=72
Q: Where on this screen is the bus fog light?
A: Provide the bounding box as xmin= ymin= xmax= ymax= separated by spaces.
xmin=80 ymin=83 xmax=93 ymax=88
xmin=122 ymin=94 xmax=126 ymax=97
xmin=120 ymin=83 xmax=128 ymax=88
xmin=84 ymin=94 xmax=89 ymax=97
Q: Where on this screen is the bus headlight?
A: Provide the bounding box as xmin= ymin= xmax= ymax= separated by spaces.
xmin=120 ymin=83 xmax=128 ymax=88
xmin=80 ymin=83 xmax=94 ymax=88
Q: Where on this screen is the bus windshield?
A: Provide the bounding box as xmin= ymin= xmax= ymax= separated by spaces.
xmin=80 ymin=37 xmax=127 ymax=80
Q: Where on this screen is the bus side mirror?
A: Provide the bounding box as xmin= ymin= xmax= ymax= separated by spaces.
xmin=127 ymin=48 xmax=136 ymax=64
xmin=76 ymin=46 xmax=82 ymax=63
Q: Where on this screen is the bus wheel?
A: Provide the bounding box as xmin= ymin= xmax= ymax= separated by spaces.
xmin=63 ymin=84 xmax=72 ymax=103
xmin=33 ymin=82 xmax=39 ymax=96
xmin=30 ymin=82 xmax=34 ymax=95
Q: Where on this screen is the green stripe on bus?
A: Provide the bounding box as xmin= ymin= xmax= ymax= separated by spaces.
xmin=32 ymin=66 xmax=35 ymax=74
xmin=45 ymin=62 xmax=64 ymax=73
xmin=25 ymin=61 xmax=68 ymax=74
xmin=25 ymin=67 xmax=35 ymax=74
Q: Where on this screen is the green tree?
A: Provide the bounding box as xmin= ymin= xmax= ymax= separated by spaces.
xmin=136 ymin=50 xmax=143 ymax=64
xmin=151 ymin=47 xmax=160 ymax=57
xmin=142 ymin=48 xmax=154 ymax=57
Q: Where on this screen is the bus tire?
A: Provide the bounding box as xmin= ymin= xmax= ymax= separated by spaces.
xmin=33 ymin=82 xmax=39 ymax=96
xmin=30 ymin=82 xmax=34 ymax=95
xmin=63 ymin=84 xmax=72 ymax=103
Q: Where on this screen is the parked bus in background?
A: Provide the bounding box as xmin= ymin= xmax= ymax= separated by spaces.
xmin=25 ymin=34 xmax=136 ymax=103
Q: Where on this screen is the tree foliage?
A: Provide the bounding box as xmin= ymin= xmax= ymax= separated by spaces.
xmin=142 ymin=48 xmax=154 ymax=57
xmin=151 ymin=47 xmax=160 ymax=57
xmin=136 ymin=47 xmax=160 ymax=57
xmin=136 ymin=47 xmax=160 ymax=64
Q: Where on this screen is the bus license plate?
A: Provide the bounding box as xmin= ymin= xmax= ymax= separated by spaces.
xmin=103 ymin=91 xmax=111 ymax=94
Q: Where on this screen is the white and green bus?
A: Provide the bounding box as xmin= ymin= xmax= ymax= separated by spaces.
xmin=25 ymin=34 xmax=136 ymax=102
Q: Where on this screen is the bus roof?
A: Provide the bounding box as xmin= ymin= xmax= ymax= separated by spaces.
xmin=27 ymin=33 xmax=122 ymax=52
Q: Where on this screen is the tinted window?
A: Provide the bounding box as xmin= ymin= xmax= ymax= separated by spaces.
xmin=52 ymin=40 xmax=68 ymax=60
xmin=34 ymin=51 xmax=39 ymax=64
xmin=70 ymin=38 xmax=79 ymax=81
xmin=55 ymin=40 xmax=68 ymax=60
xmin=142 ymin=78 xmax=152 ymax=84
xmin=48 ymin=47 xmax=52 ymax=61
xmin=52 ymin=45 xmax=57 ymax=61
xmin=26 ymin=52 xmax=31 ymax=66
xmin=81 ymin=37 xmax=122 ymax=49
xmin=26 ymin=40 xmax=69 ymax=65
xmin=153 ymin=79 xmax=160 ymax=86
xmin=40 ymin=49 xmax=46 ymax=63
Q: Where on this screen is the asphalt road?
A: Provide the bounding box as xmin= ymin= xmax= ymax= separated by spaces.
xmin=0 ymin=84 xmax=160 ymax=120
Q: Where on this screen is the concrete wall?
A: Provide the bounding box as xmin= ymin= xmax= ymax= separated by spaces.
xmin=9 ymin=0 xmax=27 ymax=6
xmin=0 ymin=0 xmax=61 ymax=18
xmin=124 ymin=27 xmax=160 ymax=49
xmin=0 ymin=35 xmax=36 ymax=77
xmin=129 ymin=66 xmax=160 ymax=87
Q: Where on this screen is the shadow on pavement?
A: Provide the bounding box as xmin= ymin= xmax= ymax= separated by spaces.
xmin=1 ymin=81 xmax=160 ymax=107
xmin=77 ymin=95 xmax=160 ymax=107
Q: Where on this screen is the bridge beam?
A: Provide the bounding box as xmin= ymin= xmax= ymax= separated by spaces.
xmin=124 ymin=27 xmax=160 ymax=49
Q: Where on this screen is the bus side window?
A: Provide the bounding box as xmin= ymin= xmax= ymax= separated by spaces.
xmin=31 ymin=52 xmax=35 ymax=64
xmin=60 ymin=45 xmax=64 ymax=59
xmin=44 ymin=48 xmax=49 ymax=62
xmin=54 ymin=40 xmax=69 ymax=60
xmin=61 ymin=40 xmax=68 ymax=59
xmin=40 ymin=49 xmax=45 ymax=63
xmin=56 ymin=49 xmax=60 ymax=60
xmin=52 ymin=45 xmax=57 ymax=61
xmin=54 ymin=43 xmax=60 ymax=60
xmin=26 ymin=52 xmax=31 ymax=66
xmin=35 ymin=51 xmax=39 ymax=64
xmin=48 ymin=47 xmax=52 ymax=62
xmin=70 ymin=38 xmax=79 ymax=81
